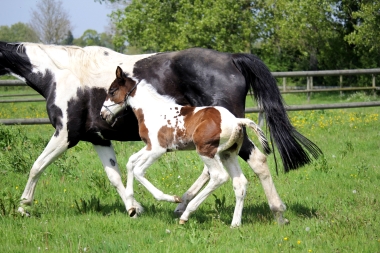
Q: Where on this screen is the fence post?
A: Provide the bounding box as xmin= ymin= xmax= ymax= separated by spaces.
xmin=340 ymin=75 xmax=343 ymax=96
xmin=283 ymin=77 xmax=286 ymax=92
xmin=372 ymin=74 xmax=376 ymax=94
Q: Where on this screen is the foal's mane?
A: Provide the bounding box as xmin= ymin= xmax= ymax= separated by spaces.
xmin=136 ymin=80 xmax=177 ymax=105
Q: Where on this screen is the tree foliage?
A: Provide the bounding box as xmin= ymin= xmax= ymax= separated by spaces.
xmin=30 ymin=0 xmax=72 ymax=44
xmin=73 ymin=29 xmax=115 ymax=49
xmin=108 ymin=0 xmax=379 ymax=71
xmin=345 ymin=1 xmax=380 ymax=52
xmin=0 ymin=23 xmax=39 ymax=43
xmin=111 ymin=0 xmax=261 ymax=52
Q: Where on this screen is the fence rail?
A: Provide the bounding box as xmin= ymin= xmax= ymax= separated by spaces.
xmin=1 ymin=101 xmax=380 ymax=125
xmin=1 ymin=68 xmax=379 ymax=125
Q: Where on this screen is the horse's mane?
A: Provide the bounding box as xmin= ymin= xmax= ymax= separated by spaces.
xmin=21 ymin=42 xmax=127 ymax=86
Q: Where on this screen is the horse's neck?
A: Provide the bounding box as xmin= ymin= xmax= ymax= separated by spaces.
xmin=129 ymin=82 xmax=179 ymax=116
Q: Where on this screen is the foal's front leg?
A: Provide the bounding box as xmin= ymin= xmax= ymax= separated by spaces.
xmin=126 ymin=147 xmax=181 ymax=216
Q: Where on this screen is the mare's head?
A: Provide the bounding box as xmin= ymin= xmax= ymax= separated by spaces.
xmin=0 ymin=42 xmax=31 ymax=78
xmin=0 ymin=41 xmax=68 ymax=96
xmin=100 ymin=66 xmax=137 ymax=125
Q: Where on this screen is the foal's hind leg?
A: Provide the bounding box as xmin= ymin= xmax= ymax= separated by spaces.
xmin=221 ymin=153 xmax=248 ymax=228
xmin=243 ymin=140 xmax=289 ymax=225
xmin=93 ymin=144 xmax=143 ymax=215
xmin=174 ymin=165 xmax=210 ymax=216
xmin=179 ymin=155 xmax=229 ymax=224
xmin=18 ymin=131 xmax=69 ymax=216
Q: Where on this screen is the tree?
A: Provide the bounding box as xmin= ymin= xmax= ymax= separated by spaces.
xmin=73 ymin=29 xmax=115 ymax=49
xmin=30 ymin=0 xmax=72 ymax=44
xmin=62 ymin=30 xmax=74 ymax=45
xmin=345 ymin=1 xmax=380 ymax=53
xmin=0 ymin=22 xmax=39 ymax=42
xmin=111 ymin=0 xmax=261 ymax=53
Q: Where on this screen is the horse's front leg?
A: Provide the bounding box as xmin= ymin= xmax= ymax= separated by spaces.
xmin=93 ymin=144 xmax=143 ymax=216
xmin=127 ymin=148 xmax=182 ymax=216
xmin=18 ymin=130 xmax=69 ymax=216
xmin=174 ymin=165 xmax=210 ymax=216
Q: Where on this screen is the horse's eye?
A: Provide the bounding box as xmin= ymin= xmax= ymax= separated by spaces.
xmin=109 ymin=88 xmax=117 ymax=96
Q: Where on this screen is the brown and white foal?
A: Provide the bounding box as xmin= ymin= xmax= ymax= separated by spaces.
xmin=100 ymin=66 xmax=270 ymax=227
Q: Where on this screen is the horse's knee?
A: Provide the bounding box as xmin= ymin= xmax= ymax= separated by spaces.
xmin=248 ymin=149 xmax=270 ymax=177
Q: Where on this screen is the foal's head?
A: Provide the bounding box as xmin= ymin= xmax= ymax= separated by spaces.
xmin=100 ymin=66 xmax=137 ymax=124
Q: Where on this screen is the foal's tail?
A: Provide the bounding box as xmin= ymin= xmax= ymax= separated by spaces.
xmin=232 ymin=53 xmax=322 ymax=172
xmin=238 ymin=118 xmax=271 ymax=156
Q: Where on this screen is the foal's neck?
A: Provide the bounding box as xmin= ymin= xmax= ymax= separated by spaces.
xmin=128 ymin=81 xmax=179 ymax=112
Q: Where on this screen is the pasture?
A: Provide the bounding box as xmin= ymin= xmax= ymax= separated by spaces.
xmin=0 ymin=88 xmax=379 ymax=252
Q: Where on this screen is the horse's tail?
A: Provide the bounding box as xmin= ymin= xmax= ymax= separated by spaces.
xmin=238 ymin=118 xmax=271 ymax=155
xmin=231 ymin=53 xmax=322 ymax=172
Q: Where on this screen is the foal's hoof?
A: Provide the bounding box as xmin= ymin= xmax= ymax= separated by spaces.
xmin=128 ymin=208 xmax=136 ymax=217
xmin=179 ymin=219 xmax=187 ymax=225
xmin=174 ymin=196 xmax=182 ymax=203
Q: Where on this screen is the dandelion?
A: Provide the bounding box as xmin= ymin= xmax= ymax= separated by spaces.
xmin=64 ymin=188 xmax=67 ymax=193
xmin=283 ymin=237 xmax=288 ymax=241
xmin=305 ymin=227 xmax=310 ymax=232
xmin=308 ymin=250 xmax=312 ymax=252
xmin=34 ymin=200 xmax=38 ymax=204
xmin=15 ymin=186 xmax=18 ymax=190
xmin=297 ymin=240 xmax=301 ymax=245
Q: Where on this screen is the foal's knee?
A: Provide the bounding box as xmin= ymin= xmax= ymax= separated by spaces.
xmin=233 ymin=175 xmax=248 ymax=197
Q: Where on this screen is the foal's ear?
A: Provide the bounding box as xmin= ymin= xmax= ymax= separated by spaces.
xmin=116 ymin=66 xmax=124 ymax=80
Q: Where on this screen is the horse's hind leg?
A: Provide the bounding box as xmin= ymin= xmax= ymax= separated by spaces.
xmin=240 ymin=138 xmax=289 ymax=225
xmin=174 ymin=165 xmax=210 ymax=216
xmin=18 ymin=131 xmax=69 ymax=216
xmin=93 ymin=144 xmax=143 ymax=215
xmin=221 ymin=153 xmax=248 ymax=228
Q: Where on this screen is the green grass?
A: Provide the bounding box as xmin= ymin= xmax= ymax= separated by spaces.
xmin=0 ymin=90 xmax=379 ymax=252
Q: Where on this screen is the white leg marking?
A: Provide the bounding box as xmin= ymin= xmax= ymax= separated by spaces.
xmin=174 ymin=165 xmax=210 ymax=216
xmin=248 ymin=147 xmax=288 ymax=225
xmin=179 ymin=155 xmax=229 ymax=223
xmin=221 ymin=154 xmax=248 ymax=228
xmin=126 ymin=147 xmax=181 ymax=211
xmin=19 ymin=131 xmax=69 ymax=215
xmin=93 ymin=144 xmax=143 ymax=215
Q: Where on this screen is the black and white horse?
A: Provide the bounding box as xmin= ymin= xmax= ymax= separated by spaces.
xmin=100 ymin=66 xmax=271 ymax=227
xmin=0 ymin=42 xmax=321 ymax=223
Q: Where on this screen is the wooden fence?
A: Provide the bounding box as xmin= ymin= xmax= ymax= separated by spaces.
xmin=1 ymin=68 xmax=379 ymax=125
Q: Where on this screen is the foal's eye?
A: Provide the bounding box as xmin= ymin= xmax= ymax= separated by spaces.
xmin=109 ymin=88 xmax=117 ymax=96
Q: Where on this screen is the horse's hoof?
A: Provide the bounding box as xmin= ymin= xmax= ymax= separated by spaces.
xmin=128 ymin=208 xmax=136 ymax=217
xmin=174 ymin=196 xmax=182 ymax=203
xmin=18 ymin=207 xmax=30 ymax=217
xmin=179 ymin=219 xmax=187 ymax=225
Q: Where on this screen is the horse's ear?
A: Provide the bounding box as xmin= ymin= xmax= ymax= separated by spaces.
xmin=116 ymin=66 xmax=123 ymax=79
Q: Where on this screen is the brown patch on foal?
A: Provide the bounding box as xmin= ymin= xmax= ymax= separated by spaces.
xmin=183 ymin=107 xmax=222 ymax=158
xmin=133 ymin=108 xmax=152 ymax=150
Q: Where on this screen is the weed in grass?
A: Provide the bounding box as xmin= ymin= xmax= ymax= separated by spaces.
xmin=313 ymin=155 xmax=332 ymax=173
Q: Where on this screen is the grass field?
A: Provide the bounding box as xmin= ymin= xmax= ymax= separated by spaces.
xmin=0 ymin=87 xmax=379 ymax=252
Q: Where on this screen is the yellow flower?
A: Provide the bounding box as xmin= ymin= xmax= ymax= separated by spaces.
xmin=64 ymin=188 xmax=67 ymax=193
xmin=284 ymin=237 xmax=288 ymax=241
xmin=15 ymin=186 xmax=19 ymax=190
xmin=308 ymin=250 xmax=312 ymax=252
xmin=297 ymin=240 xmax=301 ymax=244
